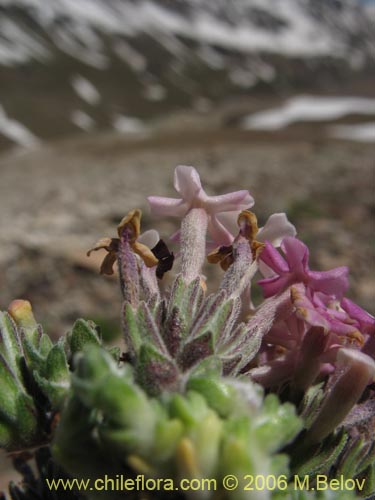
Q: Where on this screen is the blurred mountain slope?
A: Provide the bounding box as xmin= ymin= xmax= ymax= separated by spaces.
xmin=0 ymin=0 xmax=374 ymax=147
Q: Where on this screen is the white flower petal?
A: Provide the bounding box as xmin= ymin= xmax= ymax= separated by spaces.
xmin=257 ymin=213 xmax=296 ymax=247
xmin=138 ymin=229 xmax=160 ymax=249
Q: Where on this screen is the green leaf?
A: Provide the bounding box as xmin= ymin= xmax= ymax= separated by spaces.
xmin=0 ymin=312 xmax=23 ymax=379
xmin=69 ymin=319 xmax=100 ymax=356
xmin=187 ymin=377 xmax=236 ymax=417
xmin=137 ymin=344 xmax=178 ymax=395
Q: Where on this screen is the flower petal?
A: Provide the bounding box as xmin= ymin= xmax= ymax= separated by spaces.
xmin=147 ymin=196 xmax=188 ymax=217
xmin=138 ymin=229 xmax=160 ymax=249
xmin=257 ymin=213 xmax=297 ymax=247
xmin=208 ymin=215 xmax=236 ymax=246
xmin=173 ymin=165 xmax=202 ymax=201
xmin=258 ymin=274 xmax=291 ymax=298
xmin=259 ymin=241 xmax=289 ymax=274
xmin=341 ymin=297 xmax=375 ymax=334
xmin=204 ymin=190 xmax=254 ymax=213
xmin=215 ymin=211 xmax=239 ymax=239
xmin=308 ymin=266 xmax=349 ymax=298
xmin=280 ymin=237 xmax=308 ymax=271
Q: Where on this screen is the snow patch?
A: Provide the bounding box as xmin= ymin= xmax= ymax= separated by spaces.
xmin=112 ymin=114 xmax=148 ymax=135
xmin=71 ymin=110 xmax=95 ymax=130
xmin=71 ymin=75 xmax=101 ymax=105
xmin=229 ymin=68 xmax=257 ymax=88
xmin=0 ymin=105 xmax=40 ymax=147
xmin=113 ymin=39 xmax=147 ymax=72
xmin=329 ymin=122 xmax=375 ymax=142
xmin=0 ymin=0 xmax=357 ymax=67
xmin=243 ymin=96 xmax=375 ymax=130
xmin=143 ymin=84 xmax=167 ymax=101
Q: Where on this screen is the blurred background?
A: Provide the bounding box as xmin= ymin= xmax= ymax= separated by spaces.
xmin=0 ymin=0 xmax=375 ymax=490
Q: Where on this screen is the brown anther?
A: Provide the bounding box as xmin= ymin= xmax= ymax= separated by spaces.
xmin=238 ymin=210 xmax=259 ymax=241
xmin=346 ymin=330 xmax=365 ymax=347
xmin=251 ymin=240 xmax=265 ymax=260
xmin=207 ymin=245 xmax=234 ymax=271
xmin=87 ymin=237 xmax=119 ymax=275
xmin=117 ymin=208 xmax=142 ymax=241
xmin=88 ymin=208 xmax=159 ymax=274
xmin=238 ymin=210 xmax=265 ymax=259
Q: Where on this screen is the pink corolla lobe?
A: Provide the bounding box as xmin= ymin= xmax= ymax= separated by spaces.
xmin=148 ymin=165 xmax=254 ymax=246
xmin=258 ymin=236 xmax=349 ymax=299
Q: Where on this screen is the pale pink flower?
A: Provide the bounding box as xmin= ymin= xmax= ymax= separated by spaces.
xmin=148 ymin=165 xmax=254 ymax=246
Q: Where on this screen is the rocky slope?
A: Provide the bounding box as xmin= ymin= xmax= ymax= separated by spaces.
xmin=0 ymin=0 xmax=374 ymax=148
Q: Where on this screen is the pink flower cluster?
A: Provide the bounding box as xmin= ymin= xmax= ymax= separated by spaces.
xmin=253 ymin=236 xmax=375 ymax=391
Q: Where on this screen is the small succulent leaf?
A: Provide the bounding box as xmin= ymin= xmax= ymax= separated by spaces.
xmin=169 ymin=391 xmax=209 ymax=428
xmin=99 ymin=426 xmax=149 ymax=456
xmin=354 ymin=441 xmax=375 ymax=477
xmin=222 ymin=353 xmax=243 ymax=376
xmin=224 ymin=289 xmax=293 ymax=374
xmin=165 ymin=275 xmax=204 ymax=339
xmin=167 ymin=274 xmax=186 ymax=317
xmin=179 ymin=331 xmax=214 ymax=371
xmin=39 ymin=333 xmax=53 ymax=357
xmin=227 ymin=328 xmax=264 ymax=375
xmin=14 ymin=392 xmax=39 ymax=445
xmin=45 ymin=340 xmax=70 ymax=381
xmin=190 ymin=296 xmax=240 ymax=347
xmin=254 ymin=394 xmax=302 ymax=453
xmin=33 ymin=371 xmax=69 ymax=410
xmin=163 ymin=305 xmax=184 ymax=356
xmin=187 ymin=277 xmax=205 ymax=319
xmin=153 ymin=299 xmax=166 ymax=330
xmin=137 ymin=344 xmax=179 ymax=395
xmin=187 ymin=377 xmax=236 ymax=417
xmin=136 ymin=302 xmax=169 ymax=355
xmin=72 ymin=349 xmax=154 ymax=436
xmin=188 ymin=357 xmax=222 ymax=379
xmin=68 ymin=319 xmax=100 ymax=356
xmin=31 ymin=340 xmax=70 ymax=407
xmin=0 ymin=353 xmax=23 ymax=421
xmin=293 ymin=430 xmax=348 ymax=478
xmin=0 ymin=312 xmax=23 ymax=379
xmin=152 ymin=419 xmax=184 ymax=463
xmin=189 ymin=290 xmax=227 ymax=338
xmin=22 ymin=325 xmax=41 ymax=350
xmin=299 ymin=383 xmax=325 ymax=429
xmin=20 ymin=331 xmax=45 ymax=373
xmin=337 ymin=436 xmax=366 ymax=478
xmin=193 ymin=410 xmax=223 ymax=478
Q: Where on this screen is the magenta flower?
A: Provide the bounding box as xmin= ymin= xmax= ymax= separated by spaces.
xmin=251 ymin=281 xmax=374 ymax=392
xmin=148 ymin=165 xmax=254 ymax=246
xmin=258 ymin=236 xmax=349 ymax=299
xmin=341 ymin=297 xmax=375 ymax=336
